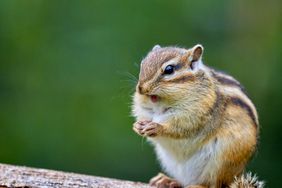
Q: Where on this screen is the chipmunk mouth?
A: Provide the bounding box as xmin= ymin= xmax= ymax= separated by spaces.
xmin=149 ymin=95 xmax=159 ymax=103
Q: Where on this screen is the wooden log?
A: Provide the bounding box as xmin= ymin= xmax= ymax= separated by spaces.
xmin=0 ymin=163 xmax=152 ymax=188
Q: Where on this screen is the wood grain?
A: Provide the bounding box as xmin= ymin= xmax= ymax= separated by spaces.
xmin=0 ymin=163 xmax=152 ymax=188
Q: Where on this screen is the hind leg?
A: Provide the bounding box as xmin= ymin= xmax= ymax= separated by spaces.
xmin=149 ymin=173 xmax=182 ymax=188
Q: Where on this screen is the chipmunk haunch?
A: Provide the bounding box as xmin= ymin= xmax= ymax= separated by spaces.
xmin=132 ymin=44 xmax=263 ymax=188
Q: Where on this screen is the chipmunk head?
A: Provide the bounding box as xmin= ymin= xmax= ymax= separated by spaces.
xmin=137 ymin=44 xmax=208 ymax=103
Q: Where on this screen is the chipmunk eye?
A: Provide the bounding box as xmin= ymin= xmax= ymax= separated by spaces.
xmin=164 ymin=65 xmax=175 ymax=75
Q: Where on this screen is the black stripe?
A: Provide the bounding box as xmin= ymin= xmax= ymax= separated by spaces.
xmin=211 ymin=71 xmax=247 ymax=94
xmin=166 ymin=74 xmax=195 ymax=83
xmin=229 ymin=97 xmax=257 ymax=127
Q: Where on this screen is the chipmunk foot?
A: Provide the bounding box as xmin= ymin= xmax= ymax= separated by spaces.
xmin=149 ymin=173 xmax=182 ymax=188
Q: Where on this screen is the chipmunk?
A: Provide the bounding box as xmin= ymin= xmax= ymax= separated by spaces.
xmin=132 ymin=44 xmax=264 ymax=188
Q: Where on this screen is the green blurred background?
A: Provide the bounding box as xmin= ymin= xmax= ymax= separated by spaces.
xmin=0 ymin=0 xmax=281 ymax=187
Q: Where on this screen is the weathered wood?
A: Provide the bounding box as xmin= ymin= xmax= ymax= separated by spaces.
xmin=0 ymin=163 xmax=152 ymax=188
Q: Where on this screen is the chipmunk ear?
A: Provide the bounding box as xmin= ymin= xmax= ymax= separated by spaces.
xmin=188 ymin=44 xmax=204 ymax=62
xmin=152 ymin=44 xmax=161 ymax=51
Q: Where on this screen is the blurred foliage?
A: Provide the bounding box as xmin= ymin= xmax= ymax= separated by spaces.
xmin=0 ymin=0 xmax=281 ymax=187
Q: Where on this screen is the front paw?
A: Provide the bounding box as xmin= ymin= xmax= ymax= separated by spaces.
xmin=133 ymin=121 xmax=163 ymax=137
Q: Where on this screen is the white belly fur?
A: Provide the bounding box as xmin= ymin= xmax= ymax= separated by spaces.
xmin=149 ymin=137 xmax=218 ymax=186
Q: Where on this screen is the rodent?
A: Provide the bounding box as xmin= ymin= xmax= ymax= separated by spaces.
xmin=132 ymin=44 xmax=264 ymax=188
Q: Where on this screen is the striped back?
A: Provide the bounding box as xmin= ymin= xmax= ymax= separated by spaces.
xmin=210 ymin=69 xmax=258 ymax=127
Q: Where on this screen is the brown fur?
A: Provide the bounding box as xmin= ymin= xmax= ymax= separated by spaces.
xmin=139 ymin=47 xmax=185 ymax=83
xmin=164 ymin=73 xmax=195 ymax=83
xmin=215 ymin=103 xmax=257 ymax=187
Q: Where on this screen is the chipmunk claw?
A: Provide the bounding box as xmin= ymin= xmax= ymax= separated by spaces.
xmin=133 ymin=121 xmax=163 ymax=137
xmin=141 ymin=122 xmax=163 ymax=137
xmin=150 ymin=173 xmax=182 ymax=188
xmin=133 ymin=120 xmax=151 ymax=136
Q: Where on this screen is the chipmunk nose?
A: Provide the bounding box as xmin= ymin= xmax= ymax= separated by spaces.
xmin=138 ymin=85 xmax=144 ymax=94
xmin=138 ymin=84 xmax=148 ymax=95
